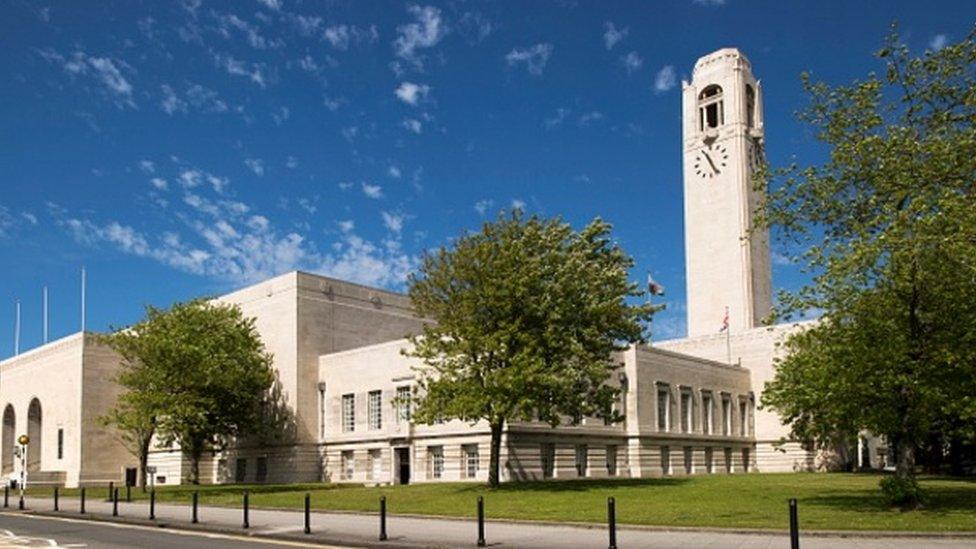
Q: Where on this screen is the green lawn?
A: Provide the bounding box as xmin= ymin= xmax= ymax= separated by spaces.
xmin=26 ymin=473 xmax=976 ymax=532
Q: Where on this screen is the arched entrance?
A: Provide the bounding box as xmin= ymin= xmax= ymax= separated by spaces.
xmin=1 ymin=405 xmax=14 ymax=474
xmin=27 ymin=399 xmax=41 ymax=472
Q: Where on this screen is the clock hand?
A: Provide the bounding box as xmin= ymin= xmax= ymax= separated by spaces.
xmin=702 ymin=151 xmax=719 ymax=173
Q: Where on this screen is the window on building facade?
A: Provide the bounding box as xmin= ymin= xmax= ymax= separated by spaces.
xmin=235 ymin=458 xmax=247 ymax=482
xmin=661 ymin=446 xmax=671 ymax=475
xmin=342 ymin=393 xmax=355 ymax=432
xmin=657 ymin=385 xmax=670 ymax=432
xmin=606 ymin=445 xmax=617 ymax=476
xmin=57 ymin=428 xmax=64 ymax=460
xmin=722 ymin=394 xmax=732 ymax=435
xmin=396 ymin=385 xmax=411 ymax=424
xmin=256 ymin=456 xmax=268 ymax=482
xmin=702 ymin=392 xmax=713 ymax=434
xmin=739 ymin=399 xmax=748 ymax=436
xmin=699 ymin=84 xmax=724 ymax=130
xmin=705 ymin=447 xmax=714 ymax=474
xmin=341 ymin=450 xmax=354 ymax=480
xmin=319 ymin=385 xmax=326 ymax=439
xmin=575 ymin=445 xmax=588 ymax=477
xmin=369 ymin=449 xmax=382 ymax=481
xmin=463 ymin=444 xmax=480 ymax=479
xmin=368 ymin=390 xmax=382 ymax=430
xmin=429 ymin=446 xmax=444 ymax=479
xmin=541 ymin=443 xmax=555 ymax=478
xmin=680 ymin=390 xmax=692 ymax=433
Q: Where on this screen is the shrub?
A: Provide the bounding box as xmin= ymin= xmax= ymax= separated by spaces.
xmin=879 ymin=475 xmax=922 ymax=508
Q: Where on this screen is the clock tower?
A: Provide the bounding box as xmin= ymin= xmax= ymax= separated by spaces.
xmin=681 ymin=48 xmax=772 ymax=337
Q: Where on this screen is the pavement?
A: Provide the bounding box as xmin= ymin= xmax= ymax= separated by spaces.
xmin=0 ymin=495 xmax=972 ymax=548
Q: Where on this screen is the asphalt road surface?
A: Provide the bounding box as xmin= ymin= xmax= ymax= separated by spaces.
xmin=0 ymin=512 xmax=343 ymax=548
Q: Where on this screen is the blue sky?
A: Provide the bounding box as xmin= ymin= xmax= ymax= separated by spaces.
xmin=1 ymin=0 xmax=972 ymax=357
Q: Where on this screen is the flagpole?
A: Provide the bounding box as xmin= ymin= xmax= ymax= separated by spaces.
xmin=80 ymin=267 xmax=86 ymax=334
xmin=14 ymin=300 xmax=21 ymax=356
xmin=43 ymin=286 xmax=48 ymax=344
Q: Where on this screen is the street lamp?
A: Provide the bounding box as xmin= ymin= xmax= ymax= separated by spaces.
xmin=16 ymin=434 xmax=28 ymax=509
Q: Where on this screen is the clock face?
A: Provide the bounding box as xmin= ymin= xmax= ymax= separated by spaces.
xmin=693 ymin=143 xmax=729 ymax=180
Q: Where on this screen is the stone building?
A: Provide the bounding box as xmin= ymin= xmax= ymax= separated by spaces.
xmin=0 ymin=48 xmax=825 ymax=487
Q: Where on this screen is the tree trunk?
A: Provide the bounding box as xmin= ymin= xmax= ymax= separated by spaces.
xmin=895 ymin=436 xmax=915 ymax=482
xmin=488 ymin=419 xmax=504 ymax=487
xmin=188 ymin=440 xmax=204 ymax=485
xmin=139 ymin=439 xmax=149 ymax=492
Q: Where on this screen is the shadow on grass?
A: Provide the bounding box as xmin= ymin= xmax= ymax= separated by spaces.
xmin=803 ymin=486 xmax=976 ymax=515
xmin=433 ymin=477 xmax=693 ymax=494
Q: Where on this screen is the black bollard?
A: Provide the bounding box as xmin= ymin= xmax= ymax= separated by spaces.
xmin=607 ymin=497 xmax=617 ymax=549
xmin=476 ymin=496 xmax=486 ymax=547
xmin=108 ymin=482 xmax=114 ymax=502
xmin=192 ymin=491 xmax=199 ymax=524
xmin=112 ymin=488 xmax=119 ymax=517
xmin=18 ymin=493 xmax=23 ymax=511
xmin=242 ymin=491 xmax=249 ymax=529
xmin=54 ymin=487 xmax=59 ymax=511
xmin=304 ymin=493 xmax=311 ymax=534
xmin=3 ymin=486 xmax=7 ymax=508
xmin=126 ymin=484 xmax=131 ymax=502
xmin=80 ymin=487 xmax=85 ymax=514
xmin=789 ymin=498 xmax=799 ymax=549
xmin=379 ymin=496 xmax=388 ymax=541
xmin=149 ymin=489 xmax=156 ymax=520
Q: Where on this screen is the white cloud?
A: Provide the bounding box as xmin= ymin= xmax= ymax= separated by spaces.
xmin=381 ymin=211 xmax=405 ymax=233
xmin=213 ymin=12 xmax=283 ymax=50
xmin=474 ymin=199 xmax=494 ymax=216
xmin=930 ymin=34 xmax=948 ymax=51
xmin=387 ymin=166 xmax=402 ymax=179
xmin=544 ymin=107 xmax=569 ymax=129
xmin=322 ymin=96 xmax=342 ymax=111
xmin=160 ymin=84 xmax=187 ymax=114
xmin=505 ymin=43 xmax=553 ymax=76
xmin=338 ymin=181 xmax=354 ymax=191
xmin=244 ymin=158 xmax=265 ymax=176
xmin=324 ymin=24 xmax=379 ymax=51
xmin=139 ymin=160 xmax=156 ymax=173
xmin=40 ymin=49 xmax=135 ymax=107
xmin=603 ymin=22 xmax=628 ymax=50
xmin=692 ymin=0 xmax=726 ymax=5
xmin=622 ymin=51 xmax=643 ymax=74
xmin=211 ymin=52 xmax=268 ymax=88
xmin=402 ymin=118 xmax=423 ymax=133
xmin=150 ymin=177 xmax=168 ymax=190
xmin=654 ymin=65 xmax=677 ymax=93
xmin=393 ymin=5 xmax=447 ymax=67
xmin=178 ymin=168 xmax=229 ymax=193
xmin=286 ymin=156 xmax=299 ymax=169
xmin=578 ymin=111 xmax=604 ymax=126
xmin=511 ymin=199 xmax=526 ymax=211
xmin=362 ymin=182 xmax=383 ymax=199
xmin=256 ymin=0 xmax=281 ymax=10
xmin=395 ymin=82 xmax=430 ymax=105
xmin=87 ymin=56 xmax=134 ymax=102
xmin=0 ymin=206 xmax=15 ymax=237
xmin=338 ymin=219 xmax=355 ymax=233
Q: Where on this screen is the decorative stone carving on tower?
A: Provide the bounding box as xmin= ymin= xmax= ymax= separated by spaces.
xmin=681 ymin=48 xmax=772 ymax=337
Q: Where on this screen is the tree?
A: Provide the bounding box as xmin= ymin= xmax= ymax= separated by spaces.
xmin=103 ymin=300 xmax=275 ymax=484
xmin=405 ymin=211 xmax=654 ymax=486
xmin=755 ymin=27 xmax=976 ymax=506
xmin=99 ymin=390 xmax=158 ymax=491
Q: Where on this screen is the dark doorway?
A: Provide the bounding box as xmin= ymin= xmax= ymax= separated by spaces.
xmin=125 ymin=467 xmax=137 ymax=487
xmin=395 ymin=448 xmax=410 ymax=485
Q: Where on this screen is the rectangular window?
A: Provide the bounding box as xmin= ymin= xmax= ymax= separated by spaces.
xmin=429 ymin=446 xmax=444 ymax=479
xmin=705 ymin=447 xmax=714 ymax=474
xmin=540 ymin=444 xmax=555 ymax=478
xmin=575 ymin=445 xmax=587 ymax=477
xmin=680 ymin=390 xmax=692 ymax=433
xmin=57 ymin=428 xmax=64 ymax=460
xmin=256 ymin=456 xmax=268 ymax=482
xmin=368 ymin=390 xmax=382 ymax=430
xmin=463 ymin=445 xmax=480 ymax=479
xmin=739 ymin=400 xmax=748 ymax=436
xmin=702 ymin=392 xmax=713 ymax=435
xmin=661 ymin=446 xmax=671 ymax=475
xmin=369 ymin=449 xmax=382 ymax=481
xmin=722 ymin=394 xmax=732 ymax=435
xmin=684 ymin=447 xmax=694 ymax=474
xmin=342 ymin=393 xmax=355 ymax=432
xmin=606 ymin=445 xmax=617 ymax=476
xmin=341 ymin=450 xmax=354 ymax=480
xmin=657 ymin=385 xmax=670 ymax=432
xmin=396 ymin=386 xmax=411 ymax=423
xmin=235 ymin=458 xmax=247 ymax=482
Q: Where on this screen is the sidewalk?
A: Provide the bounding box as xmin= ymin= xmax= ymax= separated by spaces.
xmin=7 ymin=495 xmax=975 ymax=548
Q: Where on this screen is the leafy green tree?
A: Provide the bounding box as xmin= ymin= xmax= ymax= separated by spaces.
xmin=756 ymin=27 xmax=976 ymax=506
xmin=104 ymin=300 xmax=275 ymax=484
xmin=405 ymin=212 xmax=654 ymax=486
xmin=99 ymin=390 xmax=158 ymax=491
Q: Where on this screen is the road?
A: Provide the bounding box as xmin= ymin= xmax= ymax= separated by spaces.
xmin=0 ymin=512 xmax=344 ymax=548
xmin=0 ymin=497 xmax=973 ymax=548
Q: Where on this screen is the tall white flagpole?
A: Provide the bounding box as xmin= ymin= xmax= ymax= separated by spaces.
xmin=43 ymin=286 xmax=48 ymax=344
xmin=80 ymin=267 xmax=87 ymax=334
xmin=14 ymin=300 xmax=21 ymax=356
